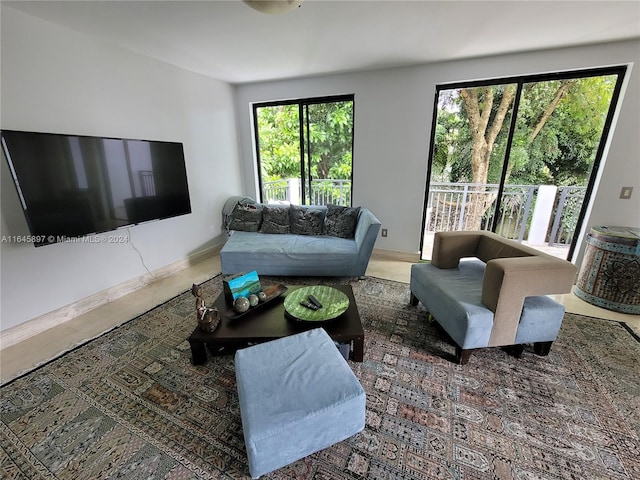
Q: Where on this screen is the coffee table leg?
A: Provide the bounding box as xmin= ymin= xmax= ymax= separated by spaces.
xmin=352 ymin=336 xmax=364 ymax=362
xmin=189 ymin=340 xmax=208 ymax=365
xmin=207 ymin=340 xmax=260 ymax=357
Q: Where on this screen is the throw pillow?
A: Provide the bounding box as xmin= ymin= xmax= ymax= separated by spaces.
xmin=290 ymin=205 xmax=325 ymax=235
xmin=228 ymin=202 xmax=263 ymax=232
xmin=261 ymin=205 xmax=291 ymax=234
xmin=324 ymin=205 xmax=361 ymax=239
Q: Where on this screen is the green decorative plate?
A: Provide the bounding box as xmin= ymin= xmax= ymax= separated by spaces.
xmin=284 ymin=286 xmax=350 ymax=322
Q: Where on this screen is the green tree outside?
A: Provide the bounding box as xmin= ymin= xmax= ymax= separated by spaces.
xmin=256 ymin=100 xmax=354 ymax=204
xmin=431 ymin=75 xmax=617 ymax=232
xmin=434 ymin=75 xmax=616 ymax=187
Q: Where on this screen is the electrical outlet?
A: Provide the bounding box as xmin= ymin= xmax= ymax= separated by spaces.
xmin=620 ymin=186 xmax=633 ymax=199
xmin=381 ymin=228 xmax=388 ymax=237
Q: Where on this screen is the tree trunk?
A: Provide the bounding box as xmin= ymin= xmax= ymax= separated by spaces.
xmin=460 ymin=85 xmax=516 ymax=229
xmin=528 ymin=80 xmax=577 ymax=143
xmin=456 ymin=81 xmax=573 ymax=231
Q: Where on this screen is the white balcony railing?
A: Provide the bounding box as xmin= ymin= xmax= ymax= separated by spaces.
xmin=426 ymin=183 xmax=586 ymax=246
xmin=262 ymin=178 xmax=351 ymax=207
xmin=263 ymin=179 xmax=585 ymax=247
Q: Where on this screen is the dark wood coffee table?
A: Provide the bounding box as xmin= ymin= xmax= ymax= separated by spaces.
xmin=188 ymin=285 xmax=364 ymax=364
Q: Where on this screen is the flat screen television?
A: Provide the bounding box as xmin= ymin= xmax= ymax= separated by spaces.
xmin=1 ymin=130 xmax=192 ymax=247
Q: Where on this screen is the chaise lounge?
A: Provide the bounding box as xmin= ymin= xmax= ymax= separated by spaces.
xmin=220 ymin=197 xmax=381 ymax=277
xmin=410 ymin=231 xmax=577 ymax=364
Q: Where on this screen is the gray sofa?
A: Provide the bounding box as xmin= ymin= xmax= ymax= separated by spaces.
xmin=220 ymin=197 xmax=381 ymax=276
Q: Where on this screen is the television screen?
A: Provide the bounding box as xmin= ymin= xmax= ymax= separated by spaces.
xmin=1 ymin=130 xmax=192 ymax=246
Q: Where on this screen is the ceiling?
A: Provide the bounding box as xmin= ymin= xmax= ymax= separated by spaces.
xmin=5 ymin=0 xmax=640 ymax=84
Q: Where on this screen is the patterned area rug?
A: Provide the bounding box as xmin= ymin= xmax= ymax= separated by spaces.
xmin=2 ymin=275 xmax=639 ymax=479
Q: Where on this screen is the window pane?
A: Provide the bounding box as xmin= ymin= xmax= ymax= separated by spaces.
xmin=254 ymin=96 xmax=354 ymax=206
xmin=504 ymin=76 xmax=617 ymax=248
xmin=422 ymin=69 xmax=624 ymax=261
xmin=426 ymin=84 xmax=516 ymax=237
xmin=256 ymin=104 xmax=301 ymax=204
xmin=304 ymin=101 xmax=353 ymax=206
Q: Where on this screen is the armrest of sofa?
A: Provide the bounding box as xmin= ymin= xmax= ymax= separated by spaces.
xmin=353 ymin=208 xmax=381 ymax=274
xmin=354 ymin=209 xmax=381 ymax=249
xmin=431 ymin=231 xmax=483 ymax=268
xmin=482 ymin=256 xmax=577 ymax=346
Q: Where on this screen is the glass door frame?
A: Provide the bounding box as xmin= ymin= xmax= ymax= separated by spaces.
xmin=420 ymin=65 xmax=628 ymax=260
xmin=252 ymin=94 xmax=355 ymax=206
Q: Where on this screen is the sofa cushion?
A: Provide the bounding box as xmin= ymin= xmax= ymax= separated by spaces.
xmin=221 ymin=231 xmax=359 ymax=276
xmin=290 ymin=204 xmax=325 ymax=235
xmin=410 ymin=260 xmax=494 ymax=349
xmin=261 ymin=205 xmax=291 ymax=234
xmin=515 ymin=296 xmax=566 ymax=344
xmin=228 ymin=202 xmax=263 ymax=232
xmin=325 ymin=205 xmax=360 ymax=239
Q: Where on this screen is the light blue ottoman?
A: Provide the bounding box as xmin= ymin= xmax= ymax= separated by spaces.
xmin=235 ymin=328 xmax=366 ymax=479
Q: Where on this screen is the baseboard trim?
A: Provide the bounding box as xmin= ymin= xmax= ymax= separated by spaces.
xmin=372 ymin=248 xmax=420 ymax=263
xmin=0 ymin=245 xmax=221 ymax=349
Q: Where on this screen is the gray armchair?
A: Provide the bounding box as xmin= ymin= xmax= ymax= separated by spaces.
xmin=410 ymin=231 xmax=577 ymax=364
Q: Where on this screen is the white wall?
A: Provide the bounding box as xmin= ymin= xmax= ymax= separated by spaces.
xmin=235 ymin=40 xmax=640 ymax=263
xmin=0 ymin=7 xmax=244 ymax=331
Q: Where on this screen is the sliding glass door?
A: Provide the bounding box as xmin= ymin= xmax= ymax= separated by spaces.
xmin=422 ymin=66 xmax=626 ymax=260
xmin=253 ymin=95 xmax=354 ymax=206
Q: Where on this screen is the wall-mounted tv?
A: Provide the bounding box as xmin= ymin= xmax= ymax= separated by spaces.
xmin=1 ymin=130 xmax=192 ymax=247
